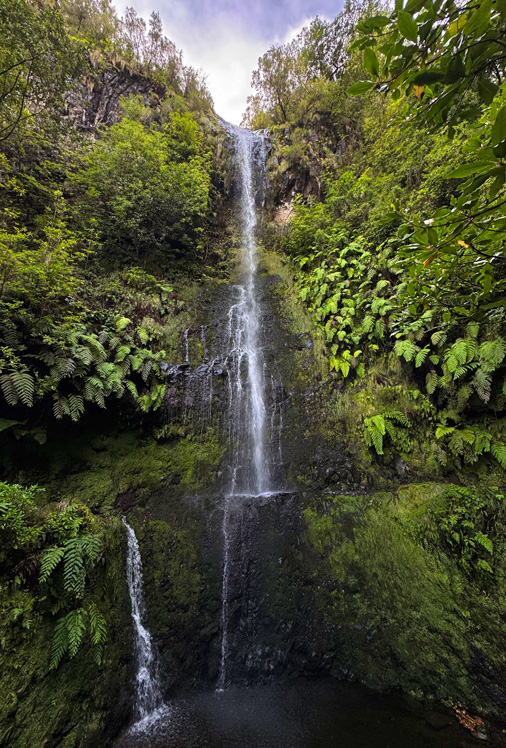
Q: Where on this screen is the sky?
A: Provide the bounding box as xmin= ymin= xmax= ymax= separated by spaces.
xmin=112 ymin=0 xmax=344 ymax=124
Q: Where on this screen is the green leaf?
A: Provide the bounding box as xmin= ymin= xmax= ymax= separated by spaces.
xmin=491 ymin=106 xmax=506 ymax=146
xmin=363 ymin=48 xmax=380 ymax=77
xmin=397 ymin=10 xmax=418 ymax=41
xmin=346 ymin=81 xmax=375 ymax=95
xmin=478 ymin=77 xmax=499 ymax=105
xmin=412 ymin=71 xmax=445 ymax=85
xmin=447 ymin=162 xmax=493 ymax=178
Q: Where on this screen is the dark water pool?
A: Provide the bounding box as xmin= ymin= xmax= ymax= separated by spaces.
xmin=115 ymin=677 xmax=485 ymax=748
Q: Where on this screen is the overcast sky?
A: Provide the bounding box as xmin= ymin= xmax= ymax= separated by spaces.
xmin=112 ymin=0 xmax=344 ymax=124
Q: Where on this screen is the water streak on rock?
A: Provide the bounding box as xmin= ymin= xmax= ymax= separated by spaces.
xmin=123 ymin=517 xmax=165 ymax=724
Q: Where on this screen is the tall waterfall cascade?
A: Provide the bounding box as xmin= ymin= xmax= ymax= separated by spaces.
xmin=216 ymin=124 xmax=275 ymax=691
xmin=223 ymin=125 xmax=271 ymax=498
xmin=122 ymin=517 xmax=166 ymax=726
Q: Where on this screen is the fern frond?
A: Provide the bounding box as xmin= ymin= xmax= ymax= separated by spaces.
xmin=0 ymin=374 xmax=18 ymax=405
xmin=491 ymin=442 xmax=506 ymax=470
xmin=11 ymin=372 xmax=34 ymax=407
xmin=67 ymin=395 xmax=84 ymax=422
xmin=49 ymin=615 xmax=69 ymax=670
xmin=88 ymin=602 xmax=107 ymax=664
xmin=415 ymin=347 xmax=430 ymax=368
xmin=395 ymin=339 xmax=419 ymax=362
xmin=473 ymin=368 xmax=492 ymax=403
xmin=435 ymin=425 xmax=455 ymax=439
xmin=479 ymin=338 xmax=506 ymax=373
xmin=124 ymin=380 xmax=138 ymax=399
xmin=66 ymin=608 xmax=87 ymax=658
xmin=374 ymin=318 xmax=385 ymax=339
xmin=39 ymin=546 xmax=65 ymax=583
xmin=140 ymin=359 xmax=152 ymax=382
xmin=80 ymin=335 xmax=106 ymax=364
xmin=74 ymin=346 xmax=93 ymax=366
xmin=63 ymin=537 xmax=85 ymax=597
xmin=431 ymin=330 xmax=447 ymax=347
xmin=52 ymin=396 xmax=64 ymax=419
xmin=426 ymin=370 xmax=438 ymax=395
xmin=385 ymin=411 xmax=410 ymax=427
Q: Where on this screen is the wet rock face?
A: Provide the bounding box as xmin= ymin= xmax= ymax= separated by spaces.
xmin=65 ymin=67 xmax=165 ymax=132
xmin=137 ymin=490 xmax=339 ymax=694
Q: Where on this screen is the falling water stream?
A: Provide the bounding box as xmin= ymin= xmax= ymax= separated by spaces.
xmin=116 ymin=126 xmax=475 ymax=747
xmin=217 ymin=125 xmax=272 ymax=691
xmin=122 ymin=517 xmax=166 ymax=729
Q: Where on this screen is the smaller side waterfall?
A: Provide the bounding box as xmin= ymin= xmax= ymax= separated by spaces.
xmin=123 ymin=517 xmax=165 ymax=725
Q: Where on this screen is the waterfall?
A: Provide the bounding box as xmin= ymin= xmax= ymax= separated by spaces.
xmin=223 ymin=125 xmax=270 ymax=498
xmin=217 ymin=124 xmax=272 ymax=690
xmin=122 ymin=517 xmax=165 ymax=726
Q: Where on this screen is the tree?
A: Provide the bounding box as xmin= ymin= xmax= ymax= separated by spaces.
xmin=349 ymin=0 xmax=506 ymax=322
xmin=74 ymin=98 xmax=211 ymax=268
xmin=0 ymin=0 xmax=84 ymax=142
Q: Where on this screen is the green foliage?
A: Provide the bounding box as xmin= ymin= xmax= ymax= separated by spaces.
xmin=0 ymin=0 xmax=220 ymax=435
xmin=364 ymin=411 xmax=411 ymax=455
xmin=414 ymin=485 xmax=506 ymax=577
xmin=257 ymin=0 xmax=506 ymax=474
xmin=0 ymin=0 xmax=85 ymax=142
xmin=0 ymin=478 xmax=109 ymax=670
xmin=0 ymin=482 xmax=42 ymax=558
xmin=351 ymin=0 xmax=506 ymax=322
xmin=74 ymin=101 xmax=212 ymax=269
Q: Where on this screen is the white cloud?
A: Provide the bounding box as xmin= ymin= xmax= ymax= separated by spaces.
xmin=111 ymin=1 xmax=338 ymax=124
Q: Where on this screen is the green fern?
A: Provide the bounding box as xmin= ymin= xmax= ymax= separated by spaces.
xmin=431 ymin=330 xmax=447 ymax=347
xmin=10 ymin=372 xmax=35 ymax=407
xmin=0 ymin=374 xmax=18 ymax=405
xmin=39 ymin=546 xmax=65 ymax=583
xmin=415 ymin=347 xmax=430 ymax=368
xmin=478 ymin=338 xmax=506 ymax=373
xmin=491 ymin=442 xmax=506 ymax=470
xmin=473 ymin=368 xmax=492 ymax=403
xmin=364 ymin=415 xmax=385 ymax=455
xmin=88 ymin=602 xmax=107 ymax=664
xmin=385 ymin=411 xmax=410 ymax=427
xmin=426 ymin=370 xmax=438 ymax=395
xmin=49 ymin=608 xmax=87 ymax=669
xmin=395 ymin=339 xmax=419 ymax=362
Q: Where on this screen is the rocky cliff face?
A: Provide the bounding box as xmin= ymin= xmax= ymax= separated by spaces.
xmin=65 ymin=63 xmax=166 ymax=133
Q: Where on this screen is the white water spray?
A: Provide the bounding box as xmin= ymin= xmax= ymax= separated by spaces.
xmin=122 ymin=517 xmax=165 ymax=726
